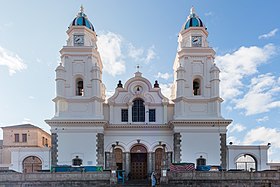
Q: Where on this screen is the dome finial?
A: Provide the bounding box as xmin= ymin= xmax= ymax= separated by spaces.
xmin=190 ymin=6 xmax=195 ymax=15
xmin=80 ymin=5 xmax=84 ymax=13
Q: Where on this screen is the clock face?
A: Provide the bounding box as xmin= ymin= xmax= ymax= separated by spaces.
xmin=192 ymin=36 xmax=202 ymax=47
xmin=74 ymin=35 xmax=84 ymax=46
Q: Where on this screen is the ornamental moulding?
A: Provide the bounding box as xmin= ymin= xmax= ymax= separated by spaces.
xmin=105 ymin=123 xmax=172 ymax=129
xmin=45 ymin=120 xmax=107 ymax=126
xmin=170 ymin=119 xmax=232 ymax=126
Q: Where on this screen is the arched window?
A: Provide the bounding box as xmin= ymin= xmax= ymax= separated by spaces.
xmin=22 ymin=156 xmax=42 ymax=173
xmin=196 ymin=155 xmax=206 ymax=166
xmin=236 ymin=154 xmax=257 ymax=171
xmin=132 ymin=98 xmax=145 ymax=122
xmin=76 ymin=78 xmax=84 ymax=96
xmin=193 ymin=79 xmax=201 ymax=95
xmin=72 ymin=156 xmax=83 ymax=166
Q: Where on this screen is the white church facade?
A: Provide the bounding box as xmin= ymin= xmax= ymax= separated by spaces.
xmin=45 ymin=7 xmax=270 ymax=178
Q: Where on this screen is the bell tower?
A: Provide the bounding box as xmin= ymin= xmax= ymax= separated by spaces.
xmin=172 ymin=7 xmax=222 ymax=120
xmin=171 ymin=7 xmax=232 ymax=169
xmin=53 ymin=6 xmax=105 ymax=120
xmin=46 ymin=7 xmax=106 ymax=167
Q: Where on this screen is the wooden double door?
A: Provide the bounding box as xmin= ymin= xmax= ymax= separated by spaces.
xmin=130 ymin=145 xmax=147 ymax=179
xmin=22 ymin=156 xmax=42 ymax=173
xmin=131 ymin=153 xmax=147 ymax=179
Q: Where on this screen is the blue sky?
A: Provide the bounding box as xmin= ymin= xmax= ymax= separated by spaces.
xmin=0 ymin=1 xmax=279 ymax=162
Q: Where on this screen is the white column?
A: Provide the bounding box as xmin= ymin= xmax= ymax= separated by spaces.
xmin=163 ymin=102 xmax=168 ymax=124
xmin=128 ymin=102 xmax=132 ymax=123
xmin=109 ymin=103 xmax=114 ymax=124
xmin=145 ymin=102 xmax=149 ymax=124
xmin=125 ymin=152 xmax=130 ymax=177
xmin=147 ymin=152 xmax=153 ymax=174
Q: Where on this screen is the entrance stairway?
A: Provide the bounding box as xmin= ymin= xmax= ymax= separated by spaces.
xmin=116 ymin=179 xmax=150 ymax=186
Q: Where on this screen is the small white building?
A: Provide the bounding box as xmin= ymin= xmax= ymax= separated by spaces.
xmin=45 ymin=6 xmax=270 ymax=178
xmin=0 ymin=124 xmax=51 ymax=173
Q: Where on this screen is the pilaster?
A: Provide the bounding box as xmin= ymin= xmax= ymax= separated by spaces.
xmin=96 ymin=133 xmax=104 ymax=166
xmin=173 ymin=133 xmax=181 ymax=163
xmin=220 ymin=133 xmax=227 ymax=169
xmin=147 ymin=152 xmax=153 ymax=174
xmin=51 ymin=133 xmax=58 ymax=167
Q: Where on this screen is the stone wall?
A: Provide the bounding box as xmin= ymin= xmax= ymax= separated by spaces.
xmin=166 ymin=171 xmax=280 ymax=187
xmin=0 ymin=171 xmax=279 ymax=187
xmin=0 ymin=172 xmax=110 ymax=187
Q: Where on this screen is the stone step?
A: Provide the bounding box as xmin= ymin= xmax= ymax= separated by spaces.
xmin=116 ymin=179 xmax=150 ymax=186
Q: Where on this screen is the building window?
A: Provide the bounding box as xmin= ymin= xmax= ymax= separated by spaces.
xmin=76 ymin=78 xmax=84 ymax=96
xmin=196 ymin=156 xmax=206 ymax=166
xmin=14 ymin=134 xmax=19 ymax=142
xmin=72 ymin=156 xmax=83 ymax=166
xmin=22 ymin=133 xmax=27 ymax=142
xmin=45 ymin=139 xmax=48 ymax=147
xmin=121 ymin=109 xmax=128 ymax=122
xmin=42 ymin=137 xmax=45 ymax=146
xmin=149 ymin=109 xmax=156 ymax=122
xmin=193 ymin=79 xmax=201 ymax=95
xmin=132 ymin=98 xmax=145 ymax=122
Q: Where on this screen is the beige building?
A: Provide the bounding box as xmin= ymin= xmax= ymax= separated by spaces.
xmin=0 ymin=124 xmax=51 ymax=172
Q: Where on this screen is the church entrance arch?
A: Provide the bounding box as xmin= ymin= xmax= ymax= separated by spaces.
xmin=22 ymin=156 xmax=42 ymax=173
xmin=130 ymin=144 xmax=147 ymax=179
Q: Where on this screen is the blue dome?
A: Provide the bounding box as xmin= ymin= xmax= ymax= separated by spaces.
xmin=184 ymin=7 xmax=204 ymax=29
xmin=70 ymin=6 xmax=95 ymax=31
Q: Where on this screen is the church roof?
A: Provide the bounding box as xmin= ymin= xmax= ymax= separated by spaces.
xmin=70 ymin=6 xmax=95 ymax=31
xmin=184 ymin=7 xmax=205 ymax=29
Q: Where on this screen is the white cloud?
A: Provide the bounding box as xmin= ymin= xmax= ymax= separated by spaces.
xmin=97 ymin=32 xmax=126 ymax=76
xmin=228 ymin=123 xmax=246 ymax=133
xmin=216 ymin=44 xmax=276 ymax=101
xmin=0 ymin=46 xmax=27 ymax=75
xmin=105 ymin=90 xmax=115 ymax=101
xmin=28 ymin=96 xmax=35 ymax=99
xmin=258 ymin=28 xmax=278 ymax=39
xmin=127 ymin=43 xmax=144 ymax=60
xmin=227 ymin=136 xmax=241 ymax=145
xmin=160 ymin=83 xmax=173 ymax=98
xmin=127 ymin=44 xmax=156 ymax=64
xmin=205 ymin=12 xmax=213 ymax=17
xmin=243 ymin=127 xmax=280 ymax=148
xmin=155 ymin=72 xmax=172 ymax=80
xmin=22 ymin=118 xmax=32 ymax=124
xmin=256 ymin=116 xmax=269 ymax=123
xmin=235 ymin=73 xmax=280 ymax=115
xmin=144 ymin=45 xmax=156 ymax=64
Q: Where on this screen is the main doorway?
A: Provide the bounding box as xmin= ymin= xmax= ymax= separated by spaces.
xmin=130 ymin=145 xmax=147 ymax=179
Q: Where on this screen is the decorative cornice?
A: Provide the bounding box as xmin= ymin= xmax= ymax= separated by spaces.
xmin=105 ymin=123 xmax=172 ymax=129
xmin=172 ymin=96 xmax=223 ymax=103
xmin=45 ymin=119 xmax=108 ymax=127
xmin=52 ymin=96 xmax=105 ymax=103
xmin=170 ymin=119 xmax=232 ymax=127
